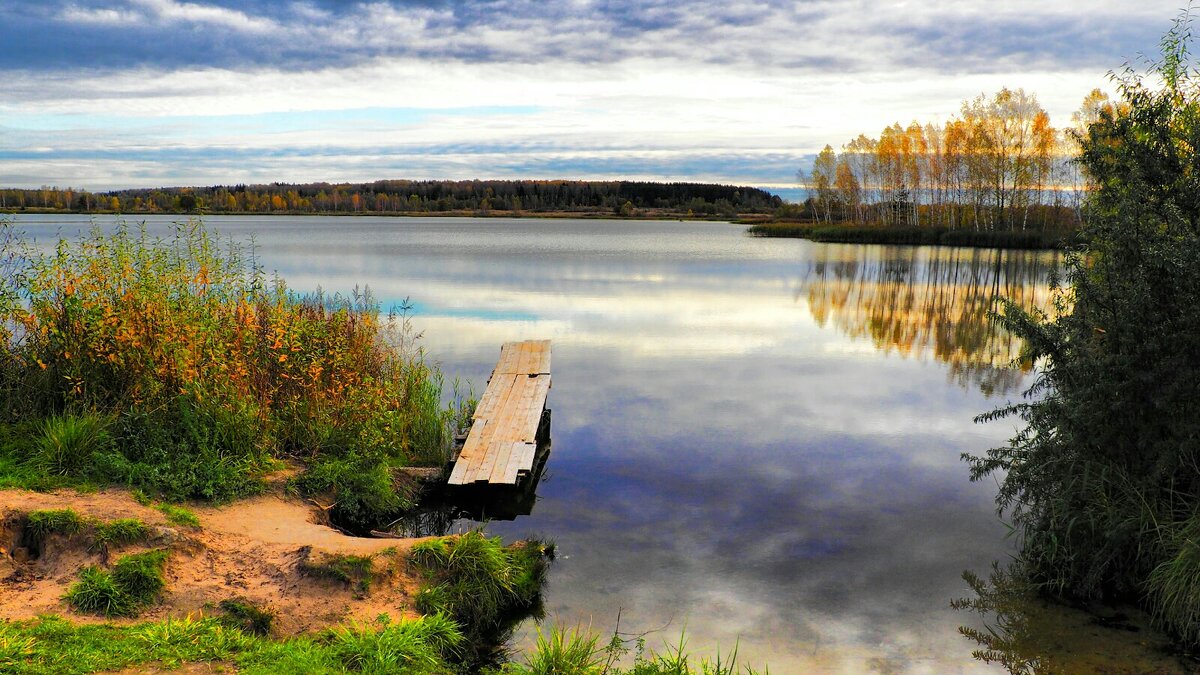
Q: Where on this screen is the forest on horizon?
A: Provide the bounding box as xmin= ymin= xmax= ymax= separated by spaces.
xmin=0 ymin=179 xmax=783 ymax=218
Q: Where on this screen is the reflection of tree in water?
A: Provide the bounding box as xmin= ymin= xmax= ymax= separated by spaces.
xmin=802 ymin=245 xmax=1060 ymax=395
xmin=951 ymin=562 xmax=1191 ymax=673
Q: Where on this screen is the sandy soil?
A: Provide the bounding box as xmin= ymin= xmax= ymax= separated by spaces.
xmin=0 ymin=487 xmax=429 ymax=635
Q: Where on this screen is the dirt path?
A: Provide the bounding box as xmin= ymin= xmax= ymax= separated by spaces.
xmin=0 ymin=487 xmax=428 ymax=634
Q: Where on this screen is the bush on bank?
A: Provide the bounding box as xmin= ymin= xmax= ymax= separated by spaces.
xmin=967 ymin=15 xmax=1200 ymax=647
xmin=0 ymin=219 xmax=458 ymax=529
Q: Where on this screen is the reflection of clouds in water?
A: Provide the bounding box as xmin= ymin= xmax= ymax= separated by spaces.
xmin=14 ymin=215 xmax=1041 ymax=672
xmin=487 ymin=343 xmax=1010 ymax=671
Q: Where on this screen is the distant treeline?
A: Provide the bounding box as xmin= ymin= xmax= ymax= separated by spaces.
xmin=796 ymin=87 xmax=1117 ymax=234
xmin=0 ymin=180 xmax=782 ymax=217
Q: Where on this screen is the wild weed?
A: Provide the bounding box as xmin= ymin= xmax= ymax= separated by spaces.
xmin=515 ymin=624 xmax=604 ymax=674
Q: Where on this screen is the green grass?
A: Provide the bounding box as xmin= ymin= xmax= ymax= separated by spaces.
xmin=0 ymin=613 xmax=466 ymax=674
xmin=411 ymin=531 xmax=554 ymax=666
xmin=300 ymin=551 xmax=377 ymax=596
xmin=22 ymin=509 xmax=86 ymax=553
xmin=320 ymin=614 xmax=464 ymax=672
xmin=155 ymin=503 xmax=200 ymax=529
xmin=218 ymin=598 xmax=276 ymax=637
xmin=92 ymin=518 xmax=151 ymax=552
xmin=64 ymin=550 xmax=169 ymax=617
xmin=64 ymin=566 xmax=136 ymax=617
xmin=0 ymin=614 xmax=769 ymax=674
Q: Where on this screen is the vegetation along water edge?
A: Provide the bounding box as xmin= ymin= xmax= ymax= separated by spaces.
xmin=962 ymin=9 xmax=1200 ymax=662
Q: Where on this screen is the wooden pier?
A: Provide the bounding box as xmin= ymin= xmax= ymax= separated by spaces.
xmin=447 ymin=340 xmax=551 ymax=486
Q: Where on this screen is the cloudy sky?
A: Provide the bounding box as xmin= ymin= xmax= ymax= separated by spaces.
xmin=0 ymin=1 xmax=1180 ymax=191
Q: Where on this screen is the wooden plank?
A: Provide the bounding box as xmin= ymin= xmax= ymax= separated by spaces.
xmin=513 ymin=442 xmax=537 ymax=476
xmin=469 ymin=377 xmax=528 ymax=483
xmin=514 ymin=344 xmax=533 ymax=375
xmin=487 ymin=441 xmax=522 ymax=484
xmin=474 ymin=440 xmax=510 ymax=485
xmin=521 ymin=341 xmax=546 ymax=374
xmin=532 ymin=343 xmax=551 ymax=375
xmin=449 ymin=340 xmax=551 ymax=485
xmin=497 ymin=442 xmax=537 ymax=484
xmin=449 ymin=420 xmax=487 ymax=484
xmin=448 ymin=418 xmax=486 ymax=484
xmin=473 ymin=373 xmax=516 ymax=421
xmin=494 ymin=342 xmax=523 ymax=374
xmin=517 ymin=376 xmax=550 ymax=440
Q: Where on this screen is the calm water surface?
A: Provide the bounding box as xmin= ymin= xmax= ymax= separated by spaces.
xmin=9 ymin=215 xmax=1144 ymax=672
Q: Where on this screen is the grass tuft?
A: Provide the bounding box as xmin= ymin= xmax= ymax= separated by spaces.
xmin=218 ymin=597 xmax=276 ymax=637
xmin=93 ymin=518 xmax=151 ymax=552
xmin=321 ymin=614 xmax=464 ymax=672
xmin=155 ymin=503 xmax=200 ymax=529
xmin=301 ymin=551 xmax=376 ymax=596
xmin=64 ymin=566 xmax=135 ymax=617
xmin=111 ymin=549 xmax=169 ymax=605
xmin=64 ymin=549 xmax=168 ymax=617
xmin=411 ymin=530 xmax=553 ymax=665
xmin=31 ymin=413 xmax=112 ymax=477
xmin=513 ymin=624 xmax=603 ymax=674
xmin=22 ymin=509 xmax=85 ymax=552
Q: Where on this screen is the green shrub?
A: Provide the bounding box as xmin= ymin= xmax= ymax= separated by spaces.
xmin=967 ymin=12 xmax=1200 ymax=648
xmin=294 ymin=454 xmax=411 ymax=534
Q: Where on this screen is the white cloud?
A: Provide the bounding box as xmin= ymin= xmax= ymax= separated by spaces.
xmin=61 ymin=0 xmax=281 ymax=32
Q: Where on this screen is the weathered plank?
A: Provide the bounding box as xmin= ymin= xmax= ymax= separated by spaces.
xmin=448 ymin=340 xmax=551 ymax=485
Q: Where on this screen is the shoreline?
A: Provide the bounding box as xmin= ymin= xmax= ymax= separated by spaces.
xmin=745 ymin=221 xmax=1070 ymax=251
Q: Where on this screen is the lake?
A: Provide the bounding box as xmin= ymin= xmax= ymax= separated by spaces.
xmin=5 ymin=214 xmax=1163 ymax=672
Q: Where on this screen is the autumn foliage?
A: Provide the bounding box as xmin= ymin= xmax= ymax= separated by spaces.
xmin=803 ymin=87 xmax=1113 ymax=235
xmin=0 ymin=220 xmax=453 ymax=526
